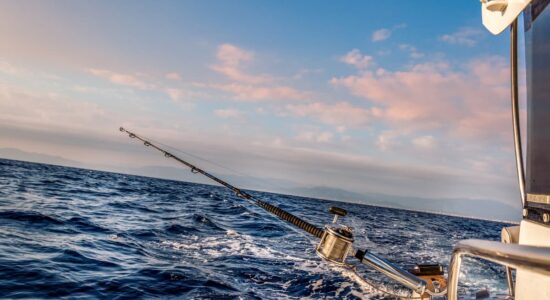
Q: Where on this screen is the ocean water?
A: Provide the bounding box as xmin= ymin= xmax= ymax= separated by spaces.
xmin=0 ymin=158 xmax=510 ymax=299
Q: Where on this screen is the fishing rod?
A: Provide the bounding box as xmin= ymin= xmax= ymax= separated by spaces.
xmin=119 ymin=127 xmax=323 ymax=238
xmin=119 ymin=127 xmax=448 ymax=299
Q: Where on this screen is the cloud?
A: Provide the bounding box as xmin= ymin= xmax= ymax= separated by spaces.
xmin=331 ymin=55 xmax=510 ymax=144
xmin=213 ymin=83 xmax=309 ymax=101
xmin=399 ymin=44 xmax=424 ymax=59
xmin=217 ymin=43 xmax=254 ymax=65
xmin=376 ymin=131 xmax=437 ymax=151
xmin=164 ymin=88 xmax=186 ymax=102
xmin=376 ymin=130 xmax=401 ymax=150
xmin=210 ymin=43 xmax=310 ymax=102
xmin=214 ymin=108 xmax=243 ymax=118
xmin=292 ymin=68 xmax=323 ymax=80
xmin=340 ymin=49 xmax=373 ymax=69
xmin=164 ymin=88 xmax=183 ymax=101
xmin=286 ymin=102 xmax=372 ymax=128
xmin=211 ymin=43 xmax=274 ymax=84
xmin=165 ymin=72 xmax=182 ymax=81
xmin=440 ymin=27 xmax=485 ymax=47
xmin=88 ymin=68 xmax=201 ymax=104
xmin=372 ymin=28 xmax=392 ymax=42
xmin=88 ymin=69 xmax=156 ymax=90
xmin=164 ymin=87 xmax=212 ymax=110
xmin=0 ymin=60 xmax=25 ymax=76
xmin=412 ymin=135 xmax=436 ymax=149
xmin=0 ymin=85 xmax=112 ymax=130
xmin=296 ymin=130 xmax=334 ymax=143
xmin=211 ymin=64 xmax=274 ymax=85
xmin=371 ymin=24 xmax=407 ymax=43
xmin=84 ymin=60 xmax=325 ymax=110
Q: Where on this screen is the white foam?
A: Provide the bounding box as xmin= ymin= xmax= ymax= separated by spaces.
xmin=334 ymin=281 xmax=353 ymax=298
xmin=159 ymin=231 xmax=305 ymax=263
xmin=310 ymin=279 xmax=323 ymax=291
xmin=226 ymin=229 xmax=238 ymax=236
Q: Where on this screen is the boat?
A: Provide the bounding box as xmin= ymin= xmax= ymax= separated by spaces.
xmin=448 ymin=0 xmax=550 ymax=299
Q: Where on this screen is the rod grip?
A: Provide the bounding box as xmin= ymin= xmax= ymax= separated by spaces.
xmin=255 ymin=199 xmax=324 ymax=238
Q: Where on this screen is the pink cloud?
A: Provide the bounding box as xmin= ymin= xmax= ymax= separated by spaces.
xmin=296 ymin=130 xmax=334 ymax=143
xmin=376 ymin=130 xmax=401 ymax=150
xmin=211 ymin=43 xmax=274 ymax=84
xmin=412 ymin=135 xmax=437 ymax=149
xmin=331 ymin=56 xmax=511 ymax=143
xmin=208 ymin=44 xmax=310 ymax=101
xmin=0 ymin=85 xmax=111 ymax=130
xmin=211 ymin=65 xmax=274 ymax=85
xmin=88 ymin=69 xmax=155 ymax=90
xmin=214 ymin=108 xmax=243 ymax=118
xmin=286 ymin=102 xmax=371 ymax=127
xmin=216 ymin=43 xmax=254 ymax=65
xmin=214 ymin=83 xmax=309 ymax=101
xmin=340 ymin=49 xmax=373 ymax=69
xmin=164 ymin=88 xmax=186 ymax=102
xmin=165 ymin=72 xmax=182 ymax=81
xmin=88 ymin=69 xmax=198 ymax=104
xmin=210 ymin=43 xmax=311 ymax=102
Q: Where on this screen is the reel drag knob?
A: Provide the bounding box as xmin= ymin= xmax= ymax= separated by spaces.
xmin=329 ymin=206 xmax=347 ymax=224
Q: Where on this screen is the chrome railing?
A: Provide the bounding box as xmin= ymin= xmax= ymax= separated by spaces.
xmin=447 ymin=239 xmax=550 ymax=300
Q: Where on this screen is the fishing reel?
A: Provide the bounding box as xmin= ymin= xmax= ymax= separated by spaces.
xmin=316 ymin=207 xmax=354 ymax=265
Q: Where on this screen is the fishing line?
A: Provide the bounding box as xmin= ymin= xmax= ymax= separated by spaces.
xmin=134 ymin=132 xmax=290 ymax=193
xmin=133 ymin=133 xmax=247 ymax=178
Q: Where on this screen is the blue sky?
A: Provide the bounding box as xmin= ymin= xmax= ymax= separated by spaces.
xmin=0 ymin=1 xmax=524 ymax=219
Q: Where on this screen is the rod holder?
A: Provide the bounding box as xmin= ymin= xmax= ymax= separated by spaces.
xmin=355 ymin=249 xmax=427 ymax=295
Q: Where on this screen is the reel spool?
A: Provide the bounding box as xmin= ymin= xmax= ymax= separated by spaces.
xmin=316 ymin=207 xmax=354 ymax=265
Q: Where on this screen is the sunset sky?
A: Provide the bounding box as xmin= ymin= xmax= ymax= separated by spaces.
xmin=0 ymin=1 xmax=525 ymax=219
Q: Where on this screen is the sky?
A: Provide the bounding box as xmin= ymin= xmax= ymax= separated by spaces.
xmin=0 ymin=1 xmax=526 ymax=219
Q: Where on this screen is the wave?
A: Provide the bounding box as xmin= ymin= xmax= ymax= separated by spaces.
xmin=0 ymin=210 xmax=63 ymax=226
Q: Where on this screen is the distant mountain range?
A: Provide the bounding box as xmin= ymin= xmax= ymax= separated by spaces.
xmin=285 ymin=186 xmax=521 ymax=222
xmin=0 ymin=148 xmax=84 ymax=168
xmin=0 ymin=147 xmax=521 ymax=222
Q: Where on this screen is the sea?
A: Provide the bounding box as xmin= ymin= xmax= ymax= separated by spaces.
xmin=0 ymin=158 xmax=511 ymax=299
